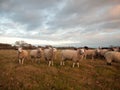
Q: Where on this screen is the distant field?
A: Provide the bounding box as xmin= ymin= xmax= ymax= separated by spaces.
xmin=0 ymin=50 xmax=120 ymax=90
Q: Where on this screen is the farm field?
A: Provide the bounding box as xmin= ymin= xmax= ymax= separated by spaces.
xmin=0 ymin=50 xmax=120 ymax=90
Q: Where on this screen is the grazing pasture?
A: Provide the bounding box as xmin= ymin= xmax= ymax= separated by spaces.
xmin=0 ymin=50 xmax=120 ymax=90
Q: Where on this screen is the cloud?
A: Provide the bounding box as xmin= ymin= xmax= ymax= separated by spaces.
xmin=109 ymin=5 xmax=120 ymax=17
xmin=0 ymin=0 xmax=64 ymax=30
xmin=0 ymin=0 xmax=120 ymax=47
xmin=48 ymin=0 xmax=120 ymax=29
xmin=0 ymin=36 xmax=79 ymax=47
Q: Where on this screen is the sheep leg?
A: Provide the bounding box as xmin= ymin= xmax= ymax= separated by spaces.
xmin=107 ymin=59 xmax=112 ymax=65
xmin=48 ymin=61 xmax=51 ymax=66
xmin=63 ymin=61 xmax=65 ymax=65
xmin=22 ymin=58 xmax=24 ymax=64
xmin=61 ymin=56 xmax=65 ymax=66
xmin=92 ymin=56 xmax=94 ymax=60
xmin=60 ymin=61 xmax=63 ymax=65
xmin=60 ymin=61 xmax=64 ymax=66
xmin=84 ymin=55 xmax=86 ymax=60
xmin=30 ymin=56 xmax=33 ymax=63
xmin=77 ymin=62 xmax=80 ymax=68
xmin=72 ymin=62 xmax=75 ymax=68
xmin=38 ymin=58 xmax=40 ymax=64
xmin=19 ymin=59 xmax=21 ymax=64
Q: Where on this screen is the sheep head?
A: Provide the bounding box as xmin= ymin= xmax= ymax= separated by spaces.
xmin=18 ymin=47 xmax=23 ymax=53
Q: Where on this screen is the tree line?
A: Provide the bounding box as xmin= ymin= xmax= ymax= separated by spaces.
xmin=0 ymin=40 xmax=119 ymax=50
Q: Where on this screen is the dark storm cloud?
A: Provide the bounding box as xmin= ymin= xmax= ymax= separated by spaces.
xmin=0 ymin=0 xmax=63 ymax=30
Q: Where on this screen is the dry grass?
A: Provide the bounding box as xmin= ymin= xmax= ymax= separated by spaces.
xmin=0 ymin=50 xmax=120 ymax=90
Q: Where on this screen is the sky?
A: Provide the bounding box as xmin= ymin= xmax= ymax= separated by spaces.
xmin=0 ymin=0 xmax=120 ymax=47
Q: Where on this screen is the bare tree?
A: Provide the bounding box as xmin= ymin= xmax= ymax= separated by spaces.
xmin=14 ymin=40 xmax=29 ymax=47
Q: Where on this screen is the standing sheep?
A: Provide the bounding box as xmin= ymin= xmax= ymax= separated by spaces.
xmin=84 ymin=49 xmax=96 ymax=60
xmin=30 ymin=48 xmax=42 ymax=63
xmin=60 ymin=49 xmax=85 ymax=67
xmin=97 ymin=49 xmax=109 ymax=59
xmin=17 ymin=47 xmax=28 ymax=64
xmin=53 ymin=48 xmax=57 ymax=60
xmin=44 ymin=47 xmax=54 ymax=66
xmin=112 ymin=47 xmax=120 ymax=52
xmin=104 ymin=51 xmax=120 ymax=65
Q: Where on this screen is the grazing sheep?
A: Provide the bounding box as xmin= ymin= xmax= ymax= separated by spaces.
xmin=84 ymin=49 xmax=96 ymax=60
xmin=17 ymin=47 xmax=28 ymax=64
xmin=44 ymin=47 xmax=54 ymax=66
xmin=30 ymin=48 xmax=42 ymax=63
xmin=61 ymin=49 xmax=85 ymax=67
xmin=104 ymin=51 xmax=120 ymax=65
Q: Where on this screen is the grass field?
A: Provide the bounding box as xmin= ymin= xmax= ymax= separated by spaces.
xmin=0 ymin=50 xmax=120 ymax=90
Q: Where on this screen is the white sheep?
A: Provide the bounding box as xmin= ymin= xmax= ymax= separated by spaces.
xmin=104 ymin=51 xmax=120 ymax=65
xmin=60 ymin=49 xmax=85 ymax=67
xmin=97 ymin=49 xmax=109 ymax=59
xmin=44 ymin=47 xmax=54 ymax=66
xmin=53 ymin=48 xmax=57 ymax=60
xmin=30 ymin=48 xmax=42 ymax=63
xmin=84 ymin=49 xmax=96 ymax=60
xmin=112 ymin=47 xmax=120 ymax=52
xmin=17 ymin=47 xmax=28 ymax=64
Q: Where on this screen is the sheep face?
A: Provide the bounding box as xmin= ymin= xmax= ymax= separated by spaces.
xmin=38 ymin=48 xmax=42 ymax=51
xmin=37 ymin=48 xmax=42 ymax=53
xmin=80 ymin=49 xmax=85 ymax=54
xmin=18 ymin=47 xmax=22 ymax=53
xmin=48 ymin=47 xmax=52 ymax=49
xmin=53 ymin=48 xmax=57 ymax=52
xmin=96 ymin=48 xmax=100 ymax=53
xmin=78 ymin=49 xmax=85 ymax=55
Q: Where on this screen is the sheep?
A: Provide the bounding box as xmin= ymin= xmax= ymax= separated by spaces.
xmin=53 ymin=48 xmax=57 ymax=60
xmin=79 ymin=48 xmax=85 ymax=60
xmin=30 ymin=48 xmax=42 ymax=63
xmin=95 ymin=48 xmax=101 ymax=58
xmin=44 ymin=47 xmax=54 ymax=66
xmin=17 ymin=47 xmax=28 ymax=64
xmin=104 ymin=51 xmax=120 ymax=65
xmin=98 ymin=49 xmax=109 ymax=59
xmin=84 ymin=49 xmax=96 ymax=60
xmin=60 ymin=49 xmax=85 ymax=67
xmin=112 ymin=47 xmax=120 ymax=52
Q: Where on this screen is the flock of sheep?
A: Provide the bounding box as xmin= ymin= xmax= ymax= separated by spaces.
xmin=17 ymin=46 xmax=120 ymax=67
xmin=18 ymin=46 xmax=57 ymax=66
